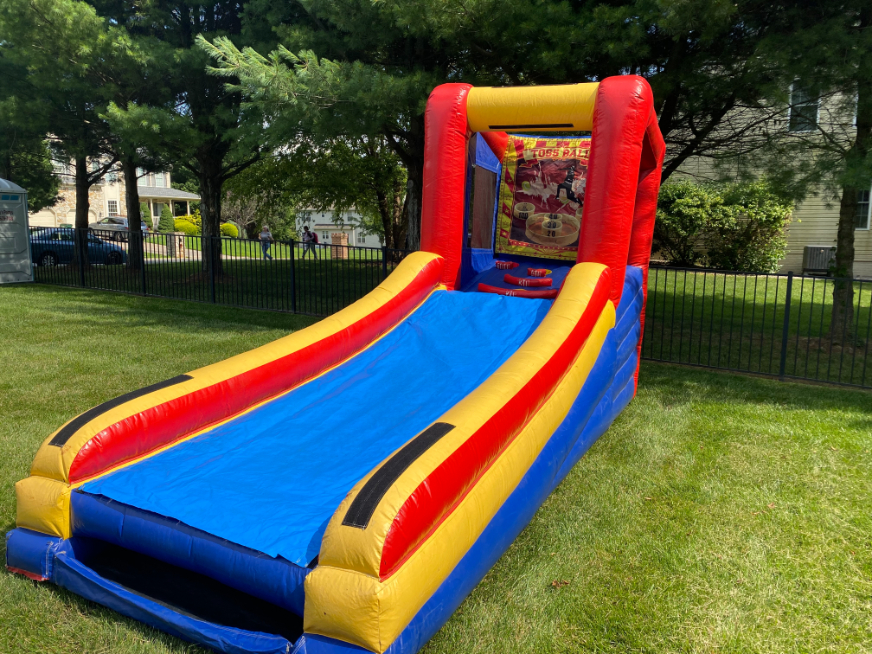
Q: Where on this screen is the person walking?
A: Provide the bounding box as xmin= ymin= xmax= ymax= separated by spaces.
xmin=259 ymin=225 xmax=274 ymax=260
xmin=301 ymin=225 xmax=319 ymax=259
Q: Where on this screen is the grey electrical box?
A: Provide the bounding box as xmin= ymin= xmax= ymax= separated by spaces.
xmin=802 ymin=245 xmax=835 ymax=276
xmin=0 ymin=178 xmax=33 ymax=284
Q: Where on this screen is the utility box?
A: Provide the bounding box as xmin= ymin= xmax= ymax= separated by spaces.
xmin=802 ymin=245 xmax=835 ymax=276
xmin=0 ymin=178 xmax=33 ymax=284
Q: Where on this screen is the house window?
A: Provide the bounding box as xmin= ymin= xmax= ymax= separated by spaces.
xmin=154 ymin=172 xmax=166 ymax=188
xmin=788 ymin=82 xmax=819 ymax=133
xmin=358 ymin=234 xmax=366 ymax=245
xmin=54 ymin=161 xmax=74 ymax=184
xmin=322 ymin=231 xmax=329 ymax=241
xmin=856 ymin=190 xmax=871 ymax=230
xmin=107 ymin=200 xmax=119 ymax=216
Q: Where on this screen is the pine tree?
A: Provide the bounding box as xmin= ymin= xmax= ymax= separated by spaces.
xmin=159 ymin=206 xmax=175 ymax=233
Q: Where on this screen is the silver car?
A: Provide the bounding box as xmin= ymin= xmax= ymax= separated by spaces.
xmin=88 ymin=217 xmax=150 ymax=241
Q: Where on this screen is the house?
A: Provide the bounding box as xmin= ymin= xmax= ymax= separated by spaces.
xmin=29 ymin=162 xmax=200 ymax=227
xmin=296 ymin=209 xmax=382 ymax=247
xmin=678 ymin=83 xmax=872 ymax=278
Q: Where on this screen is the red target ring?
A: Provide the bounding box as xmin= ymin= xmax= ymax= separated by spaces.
xmin=478 ymin=283 xmax=559 ymax=299
xmin=494 ymin=261 xmax=519 ymax=270
xmin=527 ymin=268 xmax=552 ymax=277
xmin=504 ymin=274 xmax=553 ymax=287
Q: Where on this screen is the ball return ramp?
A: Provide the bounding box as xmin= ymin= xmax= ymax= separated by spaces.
xmin=8 ymin=76 xmax=664 ymax=654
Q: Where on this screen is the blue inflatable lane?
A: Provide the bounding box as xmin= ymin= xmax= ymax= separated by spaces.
xmin=81 ymin=291 xmax=550 ymax=567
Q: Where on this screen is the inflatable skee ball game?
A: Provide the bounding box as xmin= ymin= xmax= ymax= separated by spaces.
xmin=8 ymin=76 xmax=664 ymax=654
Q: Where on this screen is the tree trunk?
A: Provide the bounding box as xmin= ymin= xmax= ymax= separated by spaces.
xmin=123 ymin=159 xmax=144 ymax=271
xmin=404 ymin=160 xmax=422 ymax=251
xmin=376 ymin=188 xmax=394 ymax=250
xmin=830 ymin=4 xmax=872 ymax=343
xmin=830 ymin=186 xmax=856 ymax=343
xmin=390 ymin=116 xmax=424 ymax=251
xmin=74 ymin=155 xmax=90 ymax=268
xmin=391 ymin=177 xmax=407 ymax=258
xmin=198 ymin=169 xmax=223 ymax=275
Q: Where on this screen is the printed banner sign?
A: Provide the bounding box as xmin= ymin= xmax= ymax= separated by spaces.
xmin=494 ymin=136 xmax=591 ymax=262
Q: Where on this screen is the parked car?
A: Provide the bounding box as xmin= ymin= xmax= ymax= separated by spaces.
xmin=30 ymin=228 xmax=127 ymax=266
xmin=88 ymin=217 xmax=150 ymax=241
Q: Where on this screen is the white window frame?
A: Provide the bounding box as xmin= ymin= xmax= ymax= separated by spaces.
xmin=787 ymin=81 xmax=820 ymax=134
xmin=107 ymin=200 xmax=119 ymax=216
xmin=857 ymin=188 xmax=871 ymax=231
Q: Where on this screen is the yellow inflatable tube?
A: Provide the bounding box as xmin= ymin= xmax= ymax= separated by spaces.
xmin=305 ymin=262 xmax=615 ymax=651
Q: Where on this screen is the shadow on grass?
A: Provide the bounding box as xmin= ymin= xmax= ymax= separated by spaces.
xmin=640 ymin=361 xmax=872 ymax=416
xmin=11 ymin=285 xmax=319 ymax=335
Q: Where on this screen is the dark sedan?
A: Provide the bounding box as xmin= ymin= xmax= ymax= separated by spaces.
xmin=30 ymin=228 xmax=127 ymax=266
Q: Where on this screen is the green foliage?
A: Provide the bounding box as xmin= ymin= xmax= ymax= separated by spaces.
xmin=139 ymin=203 xmax=153 ymax=229
xmin=205 ymin=0 xmax=851 ymax=252
xmin=158 ymin=206 xmax=175 ymax=233
xmin=224 ymin=136 xmax=406 ymax=248
xmin=655 ymin=180 xmax=792 ymax=273
xmin=0 ymin=132 xmax=58 ymax=212
xmin=654 ymin=182 xmax=728 ymax=268
xmin=0 ymin=0 xmax=151 ymax=229
xmin=173 ymin=219 xmax=200 ymax=236
xmin=707 ymin=182 xmax=794 ymax=273
xmin=220 ymin=222 xmax=239 ymax=238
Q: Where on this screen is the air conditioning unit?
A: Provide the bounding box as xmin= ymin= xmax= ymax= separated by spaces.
xmin=802 ymin=245 xmax=835 ymax=276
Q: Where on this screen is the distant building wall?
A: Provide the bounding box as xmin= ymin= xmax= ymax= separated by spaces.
xmin=673 ymin=157 xmax=872 ymax=278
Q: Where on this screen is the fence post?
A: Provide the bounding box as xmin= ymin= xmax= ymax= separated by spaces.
xmin=208 ymin=235 xmax=216 ymax=304
xmin=289 ymin=239 xmax=297 ymax=314
xmin=78 ymin=227 xmax=86 ymax=288
xmin=778 ymin=271 xmax=793 ymax=379
xmin=140 ymin=233 xmax=147 ymax=296
xmin=381 ymin=246 xmax=388 ymax=280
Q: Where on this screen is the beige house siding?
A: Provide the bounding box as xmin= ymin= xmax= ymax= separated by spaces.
xmin=673 ymin=157 xmax=872 ymax=279
xmin=30 ymin=185 xmax=102 ymax=227
xmin=785 ymin=194 xmax=872 ymax=278
xmin=298 ymin=209 xmax=382 ymax=247
xmin=30 ymin=165 xmax=199 ymax=228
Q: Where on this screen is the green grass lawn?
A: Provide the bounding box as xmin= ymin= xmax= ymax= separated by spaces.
xmin=1 ymin=285 xmax=870 ymax=653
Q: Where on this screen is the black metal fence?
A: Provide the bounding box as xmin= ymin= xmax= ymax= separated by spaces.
xmin=29 ymin=227 xmax=411 ymax=317
xmin=27 ymin=229 xmax=872 ymax=389
xmin=643 ymin=266 xmax=872 ymax=389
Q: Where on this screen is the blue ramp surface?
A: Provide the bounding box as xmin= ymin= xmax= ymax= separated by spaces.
xmin=82 ymin=291 xmax=550 ymax=566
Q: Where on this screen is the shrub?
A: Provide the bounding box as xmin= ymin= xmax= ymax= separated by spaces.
xmin=174 ymin=219 xmax=200 ymax=236
xmin=654 ymin=180 xmax=792 ymax=273
xmin=186 ymin=210 xmax=202 ymax=227
xmin=706 ymin=182 xmax=793 ymax=273
xmin=220 ymin=222 xmax=239 ymax=238
xmin=159 ymin=206 xmax=175 ymax=233
xmin=139 ymin=202 xmax=153 ymax=229
xmin=654 ymin=181 xmax=727 ymax=268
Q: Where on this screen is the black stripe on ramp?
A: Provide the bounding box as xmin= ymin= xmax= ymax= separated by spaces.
xmin=342 ymin=422 xmax=456 ymax=529
xmin=49 ymin=375 xmax=193 ymax=447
